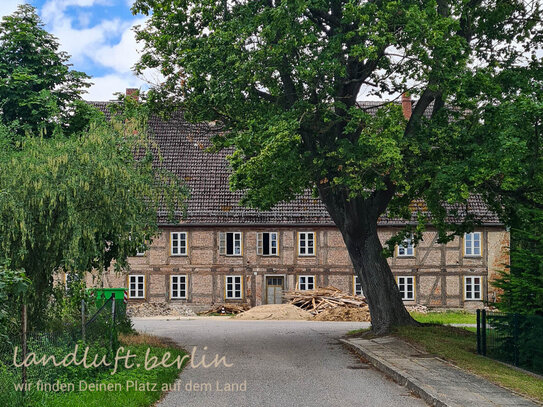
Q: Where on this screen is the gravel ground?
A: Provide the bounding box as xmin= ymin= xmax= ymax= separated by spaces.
xmin=133 ymin=318 xmax=427 ymax=407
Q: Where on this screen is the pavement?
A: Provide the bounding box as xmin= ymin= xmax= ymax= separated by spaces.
xmin=342 ymin=336 xmax=540 ymax=407
xmin=132 ymin=318 xmax=426 ymax=407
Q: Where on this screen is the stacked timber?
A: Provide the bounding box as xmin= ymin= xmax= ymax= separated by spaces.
xmin=284 ymin=286 xmax=370 ymax=321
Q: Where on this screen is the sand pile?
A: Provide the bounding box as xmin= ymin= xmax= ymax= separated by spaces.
xmin=234 ymin=304 xmax=311 ymax=320
xmin=311 ymin=306 xmax=370 ymax=322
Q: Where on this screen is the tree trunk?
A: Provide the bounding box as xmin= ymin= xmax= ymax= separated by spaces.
xmin=342 ymin=218 xmax=418 ymax=335
xmin=318 ymin=186 xmax=419 ymax=334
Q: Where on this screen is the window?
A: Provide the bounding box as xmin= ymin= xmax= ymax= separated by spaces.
xmin=170 ymin=275 xmax=187 ymax=299
xmin=257 ymin=232 xmax=278 ymax=256
xmin=219 ymin=232 xmax=242 ymax=256
xmin=397 ymin=276 xmax=415 ymax=301
xmin=464 ymin=276 xmax=482 ymax=300
xmin=129 ymin=275 xmax=145 ymax=299
xmin=464 ymin=232 xmax=481 ymax=256
xmin=298 ymin=232 xmax=315 ymax=256
xmin=354 ymin=276 xmax=364 ymax=297
xmin=397 ymin=236 xmax=415 ymax=257
xmin=225 ymin=276 xmax=242 ymax=299
xmin=170 ymin=232 xmax=187 ymax=256
xmin=298 ymin=275 xmax=315 ymax=291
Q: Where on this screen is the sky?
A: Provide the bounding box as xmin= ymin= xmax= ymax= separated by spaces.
xmin=0 ymin=0 xmax=154 ymax=101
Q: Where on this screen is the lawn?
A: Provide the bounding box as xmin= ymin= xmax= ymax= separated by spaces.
xmin=409 ymin=310 xmax=476 ymax=324
xmin=348 ymin=325 xmax=542 ymax=403
xmin=1 ymin=333 xmax=188 ymax=407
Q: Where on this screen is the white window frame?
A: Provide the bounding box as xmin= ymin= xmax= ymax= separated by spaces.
xmin=397 ymin=276 xmax=415 ymax=301
xmin=354 ymin=275 xmax=364 ymax=297
xmin=298 ymin=275 xmax=315 ymax=291
xmin=464 ymin=232 xmax=482 ymax=257
xmin=129 ymin=275 xmax=145 ymax=299
xmin=170 ymin=232 xmax=188 ymax=256
xmin=397 ymin=236 xmax=415 ymax=257
xmin=170 ymin=275 xmax=187 ymax=299
xmin=219 ymin=232 xmax=242 ymax=256
xmin=225 ymin=275 xmax=243 ymax=299
xmin=298 ymin=232 xmax=315 ymax=256
xmin=257 ymin=232 xmax=279 ymax=256
xmin=464 ymin=276 xmax=482 ymax=300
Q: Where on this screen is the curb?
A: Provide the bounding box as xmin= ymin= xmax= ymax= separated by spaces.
xmin=340 ymin=339 xmax=447 ymax=407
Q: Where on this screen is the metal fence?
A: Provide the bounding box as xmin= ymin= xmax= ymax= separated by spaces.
xmin=0 ymin=295 xmax=128 ymax=404
xmin=476 ymin=309 xmax=543 ymax=375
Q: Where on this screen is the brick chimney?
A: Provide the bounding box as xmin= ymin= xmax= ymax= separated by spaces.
xmin=126 ymin=88 xmax=139 ymax=101
xmin=401 ymin=92 xmax=412 ymax=120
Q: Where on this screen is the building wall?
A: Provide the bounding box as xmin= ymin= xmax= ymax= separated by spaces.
xmin=85 ymin=225 xmax=509 ymax=310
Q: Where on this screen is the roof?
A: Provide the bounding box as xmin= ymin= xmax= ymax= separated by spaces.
xmin=90 ymin=101 xmax=501 ymax=227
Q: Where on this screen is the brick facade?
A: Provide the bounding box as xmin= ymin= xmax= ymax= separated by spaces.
xmin=88 ymin=225 xmax=509 ymax=310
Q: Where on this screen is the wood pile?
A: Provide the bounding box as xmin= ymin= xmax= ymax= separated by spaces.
xmin=284 ymin=286 xmax=370 ymax=321
xmin=200 ymin=303 xmax=250 ymax=315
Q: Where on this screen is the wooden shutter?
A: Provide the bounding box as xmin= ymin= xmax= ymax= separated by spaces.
xmin=219 ymin=232 xmax=226 ymax=255
xmin=257 ymin=232 xmax=263 ymax=255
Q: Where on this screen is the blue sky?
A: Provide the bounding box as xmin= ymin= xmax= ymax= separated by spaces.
xmin=0 ymin=0 xmax=154 ymax=100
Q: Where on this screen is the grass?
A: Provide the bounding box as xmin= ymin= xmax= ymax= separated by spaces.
xmin=1 ymin=333 xmax=188 ymax=407
xmin=346 ymin=322 xmax=542 ymax=402
xmin=397 ymin=325 xmax=542 ymax=402
xmin=410 ymin=310 xmax=476 ymax=325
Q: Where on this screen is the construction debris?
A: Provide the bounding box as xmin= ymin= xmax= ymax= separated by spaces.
xmin=284 ymin=286 xmax=370 ymax=321
xmin=127 ymin=302 xmax=196 ymax=317
xmin=234 ymin=304 xmax=311 ymax=320
xmin=405 ymin=304 xmax=429 ymax=314
xmin=200 ymin=303 xmax=250 ymax=315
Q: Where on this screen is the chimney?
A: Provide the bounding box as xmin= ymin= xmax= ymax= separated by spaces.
xmin=401 ymin=92 xmax=412 ymax=120
xmin=126 ymin=88 xmax=139 ymax=101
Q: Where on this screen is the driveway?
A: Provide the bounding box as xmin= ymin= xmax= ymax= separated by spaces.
xmin=133 ymin=318 xmax=426 ymax=407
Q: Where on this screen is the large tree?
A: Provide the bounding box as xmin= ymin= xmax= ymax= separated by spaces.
xmin=0 ymin=104 xmax=188 ymax=328
xmin=132 ymin=0 xmax=541 ymax=333
xmin=0 ymin=4 xmax=90 ymax=138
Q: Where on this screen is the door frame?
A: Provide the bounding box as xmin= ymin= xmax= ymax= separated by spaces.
xmin=264 ymin=274 xmax=286 ymax=304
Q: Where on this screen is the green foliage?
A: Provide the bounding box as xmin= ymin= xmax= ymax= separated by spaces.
xmin=0 ymin=109 xmax=188 ymax=328
xmin=132 ymin=0 xmax=542 ymax=243
xmin=0 ymin=4 xmax=90 ymax=138
xmin=493 ymin=211 xmax=543 ymax=314
xmin=0 ymin=262 xmax=30 ymax=339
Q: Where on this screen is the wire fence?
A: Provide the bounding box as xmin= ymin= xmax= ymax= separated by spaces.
xmin=477 ymin=309 xmax=543 ymax=375
xmin=0 ymin=295 xmax=128 ymax=403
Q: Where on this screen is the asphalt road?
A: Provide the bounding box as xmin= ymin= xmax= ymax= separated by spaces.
xmin=133 ymin=318 xmax=427 ymax=407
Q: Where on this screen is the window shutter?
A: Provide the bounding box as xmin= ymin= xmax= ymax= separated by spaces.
xmin=219 ymin=232 xmax=226 ymax=255
xmin=257 ymin=232 xmax=263 ymax=255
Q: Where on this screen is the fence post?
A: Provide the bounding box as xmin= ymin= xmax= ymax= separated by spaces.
xmin=81 ymin=299 xmax=86 ymax=343
xmin=481 ymin=309 xmax=487 ymax=356
xmin=513 ymin=313 xmax=519 ymax=366
xmin=21 ymin=303 xmax=27 ymax=397
xmin=110 ymin=297 xmax=116 ymax=353
xmin=476 ymin=309 xmax=481 ymax=354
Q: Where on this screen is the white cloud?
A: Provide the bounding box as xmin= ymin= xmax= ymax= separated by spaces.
xmin=38 ymin=0 xmax=155 ymax=101
xmin=92 ymin=18 xmax=146 ymax=74
xmin=83 ymin=73 xmax=148 ymax=101
xmin=0 ymin=0 xmax=24 ymax=18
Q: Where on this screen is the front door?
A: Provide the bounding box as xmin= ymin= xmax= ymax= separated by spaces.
xmin=266 ymin=276 xmax=284 ymax=304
